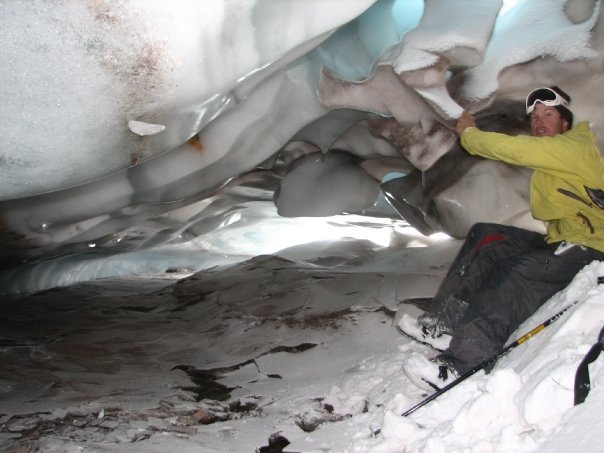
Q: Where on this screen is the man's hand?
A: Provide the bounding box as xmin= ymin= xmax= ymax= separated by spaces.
xmin=455 ymin=111 xmax=476 ymax=136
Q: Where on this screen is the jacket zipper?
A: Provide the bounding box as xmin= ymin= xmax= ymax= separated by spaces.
xmin=557 ymin=188 xmax=593 ymax=207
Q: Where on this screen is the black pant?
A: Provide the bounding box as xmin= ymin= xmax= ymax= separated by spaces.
xmin=426 ymin=223 xmax=604 ymax=374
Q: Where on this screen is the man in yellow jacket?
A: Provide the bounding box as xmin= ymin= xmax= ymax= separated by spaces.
xmin=402 ymin=86 xmax=604 ymax=390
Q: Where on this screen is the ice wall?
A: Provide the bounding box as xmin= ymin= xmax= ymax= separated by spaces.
xmin=1 ymin=0 xmax=603 ymax=297
xmin=0 ymin=0 xmax=377 ymax=199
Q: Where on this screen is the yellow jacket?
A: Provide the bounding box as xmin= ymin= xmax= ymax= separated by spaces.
xmin=461 ymin=121 xmax=604 ymax=252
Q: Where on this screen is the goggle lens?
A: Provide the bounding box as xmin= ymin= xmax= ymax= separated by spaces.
xmin=525 ymin=87 xmax=569 ymax=114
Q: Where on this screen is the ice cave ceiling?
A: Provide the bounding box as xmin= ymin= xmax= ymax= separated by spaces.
xmin=1 ymin=0 xmax=603 ymax=297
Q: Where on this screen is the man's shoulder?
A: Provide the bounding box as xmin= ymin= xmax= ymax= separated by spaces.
xmin=569 ymin=121 xmax=592 ymax=134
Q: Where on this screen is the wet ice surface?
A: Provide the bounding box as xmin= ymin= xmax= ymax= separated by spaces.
xmin=2 ymin=239 xmax=603 ymax=453
xmin=0 ymin=239 xmax=457 ymax=452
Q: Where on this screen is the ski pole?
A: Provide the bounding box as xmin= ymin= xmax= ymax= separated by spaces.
xmin=408 ymin=274 xmax=603 ymax=416
xmin=370 ymin=300 xmax=578 ymax=437
xmin=398 ymin=300 xmax=578 ymax=418
xmin=371 ymin=276 xmax=604 ymax=436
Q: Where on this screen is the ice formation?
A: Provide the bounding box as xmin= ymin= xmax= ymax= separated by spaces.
xmin=3 ymin=1 xmax=603 ymax=297
xmin=2 ymin=0 xmax=604 ymax=297
xmin=0 ymin=0 xmax=602 ymax=267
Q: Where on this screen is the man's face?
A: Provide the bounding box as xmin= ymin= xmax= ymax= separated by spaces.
xmin=530 ymin=103 xmax=569 ymax=137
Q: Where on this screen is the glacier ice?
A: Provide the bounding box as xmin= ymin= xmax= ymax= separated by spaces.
xmin=1 ymin=0 xmax=604 ymax=297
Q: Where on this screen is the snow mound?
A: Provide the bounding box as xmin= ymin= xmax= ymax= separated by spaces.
xmin=372 ymin=261 xmax=604 ymax=452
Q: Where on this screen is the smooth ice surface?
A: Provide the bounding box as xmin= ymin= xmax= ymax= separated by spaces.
xmin=0 ymin=0 xmax=377 ymax=199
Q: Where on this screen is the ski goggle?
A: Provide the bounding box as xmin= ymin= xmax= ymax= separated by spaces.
xmin=525 ymin=87 xmax=569 ymax=115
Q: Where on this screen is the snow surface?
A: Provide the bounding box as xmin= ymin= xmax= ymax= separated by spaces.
xmin=1 ymin=225 xmax=603 ymax=452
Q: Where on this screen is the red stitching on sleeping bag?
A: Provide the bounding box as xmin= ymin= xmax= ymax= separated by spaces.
xmin=476 ymin=233 xmax=507 ymax=251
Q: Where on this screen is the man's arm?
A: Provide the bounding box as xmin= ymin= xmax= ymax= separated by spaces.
xmin=455 ymin=112 xmax=595 ymax=175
